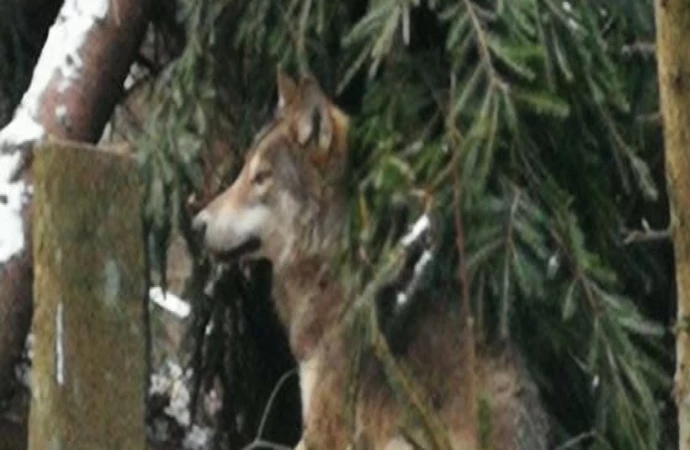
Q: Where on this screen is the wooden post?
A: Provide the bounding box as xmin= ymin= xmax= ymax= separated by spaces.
xmin=655 ymin=1 xmax=690 ymax=449
xmin=28 ymin=140 xmax=146 ymax=449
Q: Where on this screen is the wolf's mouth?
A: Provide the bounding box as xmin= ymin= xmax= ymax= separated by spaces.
xmin=214 ymin=237 xmax=261 ymax=262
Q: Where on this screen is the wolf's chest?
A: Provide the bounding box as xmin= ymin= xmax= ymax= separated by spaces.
xmin=299 ymin=357 xmax=319 ymax=420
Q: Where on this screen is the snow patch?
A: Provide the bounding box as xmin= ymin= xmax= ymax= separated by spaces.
xmin=164 ymin=365 xmax=191 ymax=426
xmin=150 ymin=286 xmax=191 ymax=319
xmin=0 ymin=0 xmax=110 ymax=149
xmin=99 ymin=121 xmax=113 ymax=144
xmin=547 ymin=253 xmax=560 ymax=279
xmin=567 ymin=18 xmax=580 ymax=30
xmin=14 ymin=333 xmax=33 ymax=389
xmin=150 ymin=372 xmax=172 ymax=397
xmin=401 ymin=214 xmax=430 ymax=247
xmin=56 ymin=302 xmax=65 ymax=386
xmin=66 ymin=0 xmax=110 ymax=21
xmin=0 ymin=152 xmax=21 ymax=181
xmin=396 ymin=249 xmax=433 ymax=307
xmin=0 ymin=153 xmax=31 ymax=263
xmin=149 ymin=360 xmax=218 ymax=448
xmin=123 ymin=62 xmax=147 ymax=91
xmin=0 ymin=115 xmax=44 ymax=152
xmin=183 ymin=425 xmax=214 ymax=450
xmin=55 ymin=104 xmax=68 ymax=122
xmin=413 ymin=249 xmax=433 ymax=277
xmin=25 ymin=332 xmax=34 ymax=362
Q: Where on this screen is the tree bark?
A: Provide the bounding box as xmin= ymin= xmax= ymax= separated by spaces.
xmin=654 ymin=1 xmax=690 ymax=449
xmin=0 ymin=0 xmax=153 ymax=400
xmin=29 ymin=140 xmax=146 ymax=449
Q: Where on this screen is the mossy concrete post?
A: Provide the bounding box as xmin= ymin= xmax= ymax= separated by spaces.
xmin=29 ymin=140 xmax=146 ymax=449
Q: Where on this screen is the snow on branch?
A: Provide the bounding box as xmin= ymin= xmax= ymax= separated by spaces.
xmin=149 ymin=287 xmax=192 ymax=319
xmin=0 ymin=0 xmax=111 ymax=264
xmin=0 ymin=153 xmax=30 ymax=263
xmin=401 ymin=214 xmax=430 ymax=247
xmin=0 ymin=0 xmax=110 ymax=153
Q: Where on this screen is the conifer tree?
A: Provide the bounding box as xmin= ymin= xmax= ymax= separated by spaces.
xmin=0 ymin=0 xmax=659 ymax=448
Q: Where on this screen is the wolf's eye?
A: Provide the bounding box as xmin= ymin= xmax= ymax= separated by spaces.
xmin=252 ymin=169 xmax=272 ymax=185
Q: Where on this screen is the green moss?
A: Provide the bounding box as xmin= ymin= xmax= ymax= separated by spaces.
xmin=29 ymin=140 xmax=147 ymax=450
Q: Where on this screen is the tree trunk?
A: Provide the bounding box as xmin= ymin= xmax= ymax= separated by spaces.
xmin=0 ymin=0 xmax=153 ymax=400
xmin=28 ymin=140 xmax=146 ymax=449
xmin=654 ymin=1 xmax=690 ymax=448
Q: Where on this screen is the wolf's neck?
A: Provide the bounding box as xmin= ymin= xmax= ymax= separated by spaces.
xmin=272 ymin=255 xmax=346 ymax=361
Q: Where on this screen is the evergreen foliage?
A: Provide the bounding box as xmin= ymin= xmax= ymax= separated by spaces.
xmin=137 ymin=0 xmax=672 ymax=448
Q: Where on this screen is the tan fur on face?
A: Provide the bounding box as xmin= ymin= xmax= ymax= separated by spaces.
xmin=194 ymin=74 xmax=349 ymax=267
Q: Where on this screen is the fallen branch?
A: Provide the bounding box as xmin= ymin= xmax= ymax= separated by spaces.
xmin=623 ymin=227 xmax=670 ymax=245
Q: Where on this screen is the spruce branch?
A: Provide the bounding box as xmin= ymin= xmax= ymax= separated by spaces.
xmin=461 ymin=0 xmax=506 ymax=91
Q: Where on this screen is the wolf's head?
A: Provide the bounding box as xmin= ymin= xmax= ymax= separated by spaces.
xmin=192 ymin=71 xmax=349 ymax=267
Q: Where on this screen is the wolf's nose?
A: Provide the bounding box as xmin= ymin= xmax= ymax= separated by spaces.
xmin=192 ymin=211 xmax=208 ymax=239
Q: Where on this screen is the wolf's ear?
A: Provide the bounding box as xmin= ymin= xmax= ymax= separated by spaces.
xmin=277 ymin=68 xmax=297 ymax=109
xmin=295 ymin=77 xmax=333 ymax=152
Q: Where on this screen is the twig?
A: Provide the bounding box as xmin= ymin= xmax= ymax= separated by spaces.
xmin=461 ymin=0 xmax=506 ymax=91
xmin=549 ymin=229 xmax=600 ymax=313
xmin=240 ymin=369 xmax=297 ymax=450
xmin=461 ymin=0 xmax=494 ymax=81
xmin=256 ymin=369 xmax=298 ymax=439
xmin=448 ymin=70 xmax=479 ymax=443
xmin=241 ymin=439 xmax=293 ymax=450
xmin=552 ymin=430 xmax=596 ymax=449
xmin=621 ymin=42 xmax=655 ymax=57
xmin=623 ymin=227 xmax=670 ymax=245
xmin=500 ymin=190 xmax=521 ymax=339
xmin=636 ymin=111 xmax=661 ymax=126
xmin=599 ymin=104 xmax=632 ymax=193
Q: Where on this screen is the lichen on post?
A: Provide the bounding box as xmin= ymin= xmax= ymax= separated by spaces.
xmin=29 ymin=139 xmax=146 ymax=449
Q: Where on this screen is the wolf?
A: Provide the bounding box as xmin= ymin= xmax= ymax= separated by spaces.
xmin=192 ymin=71 xmax=549 ymax=450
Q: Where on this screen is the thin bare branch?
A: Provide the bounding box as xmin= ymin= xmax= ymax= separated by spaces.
xmin=623 ymin=227 xmax=670 ymax=245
